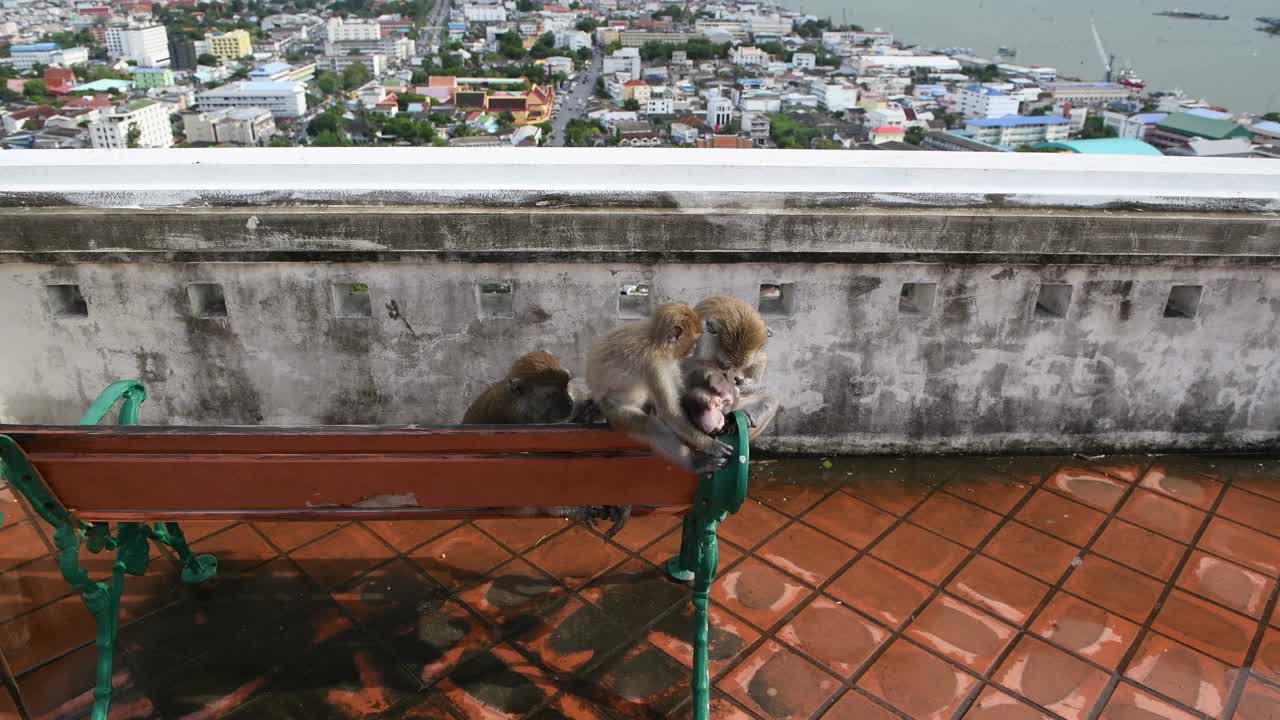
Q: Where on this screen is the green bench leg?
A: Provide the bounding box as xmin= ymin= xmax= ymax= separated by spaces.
xmin=690 ymin=513 xmax=721 ymax=720
xmin=148 ymin=522 xmax=218 ymax=584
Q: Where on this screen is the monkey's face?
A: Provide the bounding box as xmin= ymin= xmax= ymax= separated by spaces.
xmin=514 ymin=380 xmax=575 ymax=423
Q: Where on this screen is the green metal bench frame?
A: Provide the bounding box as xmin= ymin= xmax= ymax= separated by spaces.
xmin=0 ymin=381 xmax=749 ymax=720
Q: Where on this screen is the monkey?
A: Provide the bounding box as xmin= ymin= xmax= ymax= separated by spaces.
xmin=682 ymin=363 xmax=740 ymax=435
xmin=587 ymin=302 xmax=733 ymax=471
xmin=686 ymin=295 xmax=780 ymax=441
xmin=462 ymin=351 xmax=576 ymax=425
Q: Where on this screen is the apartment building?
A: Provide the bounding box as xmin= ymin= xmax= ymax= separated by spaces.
xmin=106 ymin=25 xmax=170 ymax=67
xmin=964 ymin=115 xmax=1070 ymax=146
xmin=88 ymin=100 xmax=174 ymax=148
xmin=207 ymin=30 xmax=253 ymax=60
xmin=196 ymin=81 xmax=306 ymax=118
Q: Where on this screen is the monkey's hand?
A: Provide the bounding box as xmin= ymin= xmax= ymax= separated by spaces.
xmin=573 ymin=505 xmax=631 ymax=539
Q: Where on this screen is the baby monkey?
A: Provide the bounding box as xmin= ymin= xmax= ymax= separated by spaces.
xmin=682 ymin=363 xmax=740 ymax=436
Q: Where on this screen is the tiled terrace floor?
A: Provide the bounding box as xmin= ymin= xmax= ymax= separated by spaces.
xmin=3 ymin=455 xmax=1280 ymax=720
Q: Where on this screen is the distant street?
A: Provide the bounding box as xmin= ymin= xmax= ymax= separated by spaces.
xmin=547 ymin=46 xmax=602 ymax=147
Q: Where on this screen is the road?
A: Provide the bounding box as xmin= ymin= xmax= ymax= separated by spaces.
xmin=547 ymin=46 xmax=602 ymax=147
xmin=417 ymin=0 xmax=452 ymax=58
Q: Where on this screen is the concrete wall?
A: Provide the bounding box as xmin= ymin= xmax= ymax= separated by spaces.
xmin=2 ymin=148 xmax=1279 ymax=455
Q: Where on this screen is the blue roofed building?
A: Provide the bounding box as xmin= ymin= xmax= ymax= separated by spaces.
xmin=5 ymin=43 xmax=90 ymax=70
xmin=1102 ymin=111 xmax=1168 ymax=140
xmin=1249 ymin=120 xmax=1280 ymax=144
xmin=964 ymin=115 xmax=1070 ymax=147
xmin=957 ymin=84 xmax=1020 ymax=119
xmin=248 ymin=62 xmax=317 ymax=83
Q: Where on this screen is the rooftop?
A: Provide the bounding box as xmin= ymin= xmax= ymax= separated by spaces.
xmin=10 ymin=42 xmax=60 ymax=52
xmin=962 ymin=84 xmax=1008 ymax=96
xmin=1157 ymin=112 xmax=1252 ymax=140
xmin=967 ymin=115 xmax=1071 ymax=128
xmin=1034 ymin=138 xmax=1164 ymax=156
xmin=5 ymin=455 xmax=1280 ymax=719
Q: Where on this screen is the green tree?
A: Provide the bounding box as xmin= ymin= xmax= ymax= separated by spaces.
xmin=756 ymin=41 xmax=785 ymax=56
xmin=197 ymin=53 xmax=219 ymax=66
xmin=516 ymin=0 xmax=537 ymax=11
xmin=126 ymin=123 xmax=141 ymax=148
xmin=905 ymin=126 xmax=926 ymax=145
xmin=575 ymin=46 xmax=592 ymax=63
xmin=623 ymin=97 xmax=640 ymax=111
xmin=768 ymin=113 xmax=819 ymax=149
xmin=312 ymin=129 xmax=350 ymax=146
xmin=308 ymin=111 xmax=342 ymax=135
xmin=269 ymin=136 xmax=293 ymax=147
xmin=973 ymin=64 xmax=1000 ymax=82
xmin=315 ymin=71 xmax=339 ymax=94
xmin=594 ymin=76 xmax=607 ymax=98
xmin=341 ymin=62 xmax=370 ymax=89
xmin=1078 ymin=115 xmax=1118 ymax=140
xmin=652 ymin=5 xmax=684 ymax=21
xmin=498 ymin=31 xmax=526 ymax=60
xmin=575 ymin=18 xmax=599 ymax=32
xmin=564 ymin=118 xmax=605 ymax=146
xmin=497 ymin=110 xmax=516 ymax=132
xmin=22 ymin=79 xmax=48 ymax=102
xmin=795 ymin=18 xmax=832 ymax=38
xmin=1262 ymin=112 xmax=1280 ymax=122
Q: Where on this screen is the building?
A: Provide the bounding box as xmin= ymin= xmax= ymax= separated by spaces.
xmin=196 ymin=81 xmax=306 ymax=118
xmin=706 ymin=95 xmax=734 ymax=130
xmin=463 ymin=4 xmax=507 ymax=23
xmin=169 ymin=38 xmax=197 ymax=70
xmin=43 ymin=67 xmax=78 ymax=95
xmin=869 ymin=126 xmax=906 ymax=144
xmin=1102 ymin=111 xmax=1167 ymax=140
xmin=182 ymin=107 xmax=276 ymax=145
xmin=1251 ymin=120 xmax=1280 ymax=144
xmin=854 ymin=55 xmax=961 ymax=73
xmin=997 ymin=63 xmax=1057 ymax=83
xmin=602 ymin=48 xmax=641 ymax=80
xmin=623 ymin=80 xmax=650 ymax=104
xmin=865 ymin=105 xmax=907 ymax=129
xmin=919 ymin=129 xmax=1003 ymax=152
xmin=792 ymin=52 xmax=815 ymax=70
xmin=617 ymin=30 xmax=703 ymax=48
xmin=957 ymin=84 xmax=1020 ymax=119
xmin=729 ymin=46 xmax=769 ymax=67
xmin=207 ymin=30 xmax=253 ymax=61
xmin=613 ymin=119 xmax=659 ymax=146
xmin=4 ymin=44 xmax=90 ymax=71
xmin=248 ymin=62 xmax=317 ymax=83
xmin=746 ymin=113 xmax=770 ymax=146
xmin=131 ymin=67 xmax=175 ymax=89
xmin=669 ymin=122 xmax=698 ymax=145
xmin=544 ymin=56 xmax=573 ymax=79
xmin=964 ymin=115 xmax=1070 ymax=146
xmin=88 ymin=100 xmax=173 ymax=148
xmin=821 ymin=30 xmax=894 ymax=48
xmin=1033 ymin=138 xmax=1162 ymax=156
xmin=325 ymin=17 xmax=380 ymax=41
xmin=812 ymin=82 xmax=858 ymax=113
xmin=106 ymin=25 xmax=170 ymax=67
xmin=554 ymin=30 xmax=590 ymax=51
xmin=1041 ymin=82 xmax=1134 ymax=105
xmin=1146 ymin=112 xmax=1253 ymax=152
xmin=325 ymin=54 xmax=386 ymax=76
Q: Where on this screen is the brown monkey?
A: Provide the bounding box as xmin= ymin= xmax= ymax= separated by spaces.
xmin=687 ymin=295 xmax=779 ymax=440
xmin=587 ymin=302 xmax=732 ymax=470
xmin=463 ymin=351 xmax=575 ymax=424
xmin=682 ymin=363 xmax=739 ymax=435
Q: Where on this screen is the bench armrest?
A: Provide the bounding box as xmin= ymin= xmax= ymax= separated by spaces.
xmin=78 ymin=381 xmax=148 ymax=426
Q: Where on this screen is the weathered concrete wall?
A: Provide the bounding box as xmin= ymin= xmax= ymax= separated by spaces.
xmin=2 ymin=149 xmax=1279 ymax=454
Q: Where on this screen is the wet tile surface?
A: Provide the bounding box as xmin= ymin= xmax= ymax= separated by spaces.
xmin=5 ymin=454 xmax=1280 ymax=720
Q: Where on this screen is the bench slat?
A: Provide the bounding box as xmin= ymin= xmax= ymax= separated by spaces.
xmin=34 ymin=453 xmax=696 ymax=519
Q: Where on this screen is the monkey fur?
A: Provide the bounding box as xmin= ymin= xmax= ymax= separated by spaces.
xmin=587 ymin=303 xmax=733 ymax=470
xmin=462 ymin=351 xmax=575 ymax=425
xmin=687 ymin=295 xmax=780 ymax=440
xmin=682 ymin=363 xmax=740 ymax=435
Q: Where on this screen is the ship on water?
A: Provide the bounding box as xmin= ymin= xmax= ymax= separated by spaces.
xmin=1154 ymin=10 xmax=1230 ymax=20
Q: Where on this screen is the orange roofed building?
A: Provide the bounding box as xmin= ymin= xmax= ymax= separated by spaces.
xmin=427 ymin=76 xmax=554 ymax=126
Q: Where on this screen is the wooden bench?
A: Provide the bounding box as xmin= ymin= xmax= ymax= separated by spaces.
xmin=0 ymin=381 xmax=750 ymax=720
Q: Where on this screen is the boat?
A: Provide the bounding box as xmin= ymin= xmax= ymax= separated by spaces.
xmin=1154 ymin=10 xmax=1230 ymax=20
xmin=996 ymin=45 xmax=1017 ymax=57
xmin=1117 ymin=67 xmax=1145 ymax=90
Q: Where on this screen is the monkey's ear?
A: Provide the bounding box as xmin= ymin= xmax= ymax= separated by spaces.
xmin=507 ymin=377 xmax=524 ymax=395
xmin=704 ymin=319 xmax=720 ymax=335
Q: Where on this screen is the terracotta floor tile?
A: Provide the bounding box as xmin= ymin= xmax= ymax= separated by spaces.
xmin=598 ymin=512 xmax=680 ymax=552
xmin=827 ymin=555 xmax=931 ymax=629
xmin=779 ymin=596 xmax=888 ymax=676
xmin=1117 ymin=489 xmax=1206 ymax=544
xmin=7 ymin=639 xmax=134 ymax=720
xmin=1097 ymin=683 xmax=1201 ymax=720
xmin=1045 ymin=468 xmax=1129 ymax=512
xmin=871 ymin=523 xmax=968 ymax=585
xmin=800 ymin=492 xmax=896 ymax=549
xmin=290 ymin=523 xmax=395 ymax=589
xmin=0 ymin=521 xmax=49 ymax=572
xmin=842 ymin=475 xmax=936 ymax=516
xmin=581 ymin=558 xmax=688 ymax=630
xmin=251 ymin=521 xmax=346 ymax=552
xmin=648 ymin=600 xmax=760 ymax=675
xmin=1029 ymin=591 xmax=1139 ymax=669
xmin=519 ymin=596 xmax=628 ymax=675
xmin=437 ymin=643 xmax=556 ymax=720
xmin=1232 ymin=469 xmax=1280 ymax=503
xmin=0 ymin=554 xmax=71 ymax=623
xmin=963 ymin=686 xmax=1053 ymax=720
xmin=820 ymin=690 xmax=900 ymax=720
xmin=948 ymin=555 xmax=1049 ymax=626
xmin=1123 ymin=631 xmax=1235 ymax=717
xmin=1217 ymin=486 xmax=1280 ymax=538
xmin=638 ymin=527 xmax=744 ymax=573
xmin=1151 ymin=589 xmax=1256 ymax=666
xmin=718 ymin=500 xmax=788 ymax=549
xmin=1138 ymin=465 xmax=1223 ymax=510
xmin=1232 ymin=677 xmax=1280 ymax=720
xmin=1177 ymin=550 xmax=1274 ymax=618
xmin=364 ymin=519 xmax=463 ymax=553
xmin=1198 ymin=516 xmax=1280 ymax=576
xmin=190 ymin=522 xmax=279 ymax=574
xmin=908 ymin=493 xmax=1002 ymax=548
xmin=905 ymin=594 xmax=1016 ymax=672
xmin=720 ymin=640 xmax=841 ymax=720
xmin=400 ymin=596 xmax=497 ymax=686
xmin=1254 ymin=626 xmax=1280 ymax=686
xmin=593 ymin=641 xmax=692 ymax=716
xmin=857 ymin=638 xmax=977 ymax=720
xmin=0 ymin=594 xmax=96 ymax=673
xmin=167 ymin=519 xmax=236 ymax=543
xmin=756 ymin=521 xmax=855 ymax=586
xmin=386 ymin=690 xmax=459 ymax=720
xmin=984 ymin=522 xmax=1080 ymax=585
xmin=410 ymin=525 xmax=515 ymax=591
xmin=944 ymin=475 xmax=1033 ymax=515
xmin=454 ymin=558 xmax=566 ymax=634
xmin=1073 ymin=457 xmax=1149 ymax=484
xmin=750 ymin=472 xmax=833 ymax=517
xmin=473 ymin=517 xmax=573 ymax=553
xmin=710 ymin=556 xmax=812 ymax=631
xmin=994 ymin=636 xmax=1110 ymax=720
xmin=1092 ymin=520 xmax=1186 ymax=581
xmin=1016 ymin=491 xmax=1106 ymax=547
xmin=523 ymin=523 xmax=626 ymax=589
xmin=1063 ymin=555 xmax=1164 ymax=624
